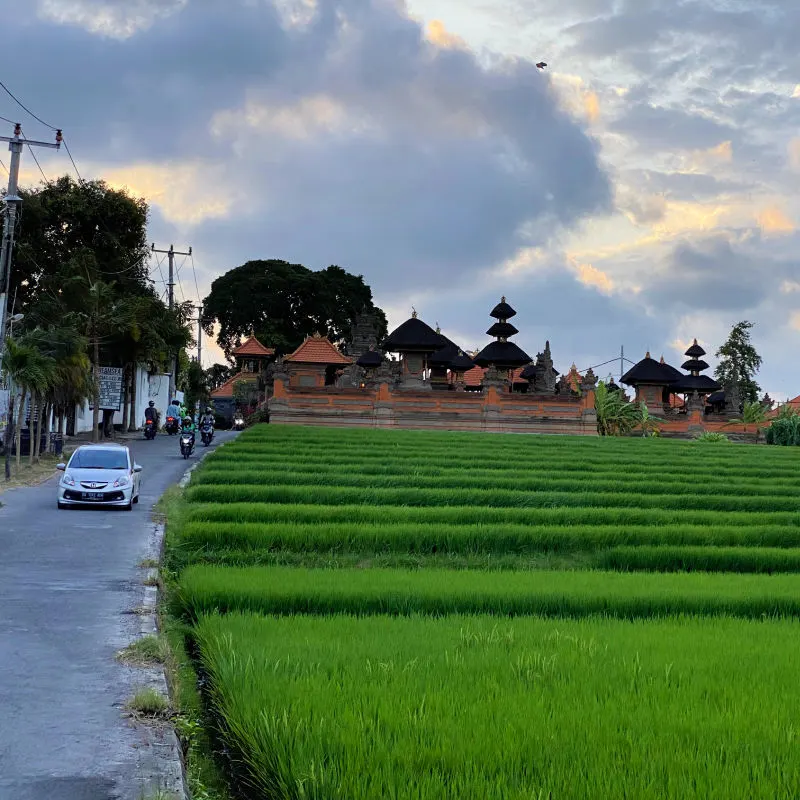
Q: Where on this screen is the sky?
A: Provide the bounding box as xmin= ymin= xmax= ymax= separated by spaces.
xmin=4 ymin=0 xmax=800 ymax=400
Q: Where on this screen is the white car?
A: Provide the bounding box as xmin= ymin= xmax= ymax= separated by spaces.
xmin=57 ymin=444 xmax=142 ymax=510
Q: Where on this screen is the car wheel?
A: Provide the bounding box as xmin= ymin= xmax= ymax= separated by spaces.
xmin=123 ymin=501 xmax=133 ymax=511
xmin=133 ymin=494 xmax=139 ymax=504
xmin=57 ymin=501 xmax=67 ymax=510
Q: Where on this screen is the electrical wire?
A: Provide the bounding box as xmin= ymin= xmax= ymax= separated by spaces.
xmin=21 ymin=135 xmax=48 ymax=184
xmin=62 ymin=139 xmax=83 ymax=184
xmin=0 ymin=112 xmax=18 ymax=126
xmin=0 ymin=80 xmax=58 ymax=130
xmin=189 ymin=251 xmax=202 ymax=307
xmin=0 ymin=158 xmax=7 ymax=176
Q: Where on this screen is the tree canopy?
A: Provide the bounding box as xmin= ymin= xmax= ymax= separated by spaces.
xmin=4 ymin=174 xmax=192 ymax=445
xmin=202 ymin=260 xmax=388 ymax=358
xmin=714 ymin=321 xmax=762 ymax=406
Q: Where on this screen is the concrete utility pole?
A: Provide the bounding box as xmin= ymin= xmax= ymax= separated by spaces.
xmin=195 ymin=305 xmax=203 ymax=366
xmin=0 ymin=123 xmax=61 ymax=367
xmin=151 ymin=242 xmax=191 ymax=401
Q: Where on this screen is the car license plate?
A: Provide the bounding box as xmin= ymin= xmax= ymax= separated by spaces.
xmin=82 ymin=491 xmax=105 ymax=501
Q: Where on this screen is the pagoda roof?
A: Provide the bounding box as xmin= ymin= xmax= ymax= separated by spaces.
xmin=356 ymin=349 xmax=384 ymax=368
xmin=486 ymin=321 xmax=519 ymax=339
xmin=429 ymin=340 xmax=461 ymax=367
xmin=520 ymin=363 xmax=537 ymax=381
xmin=473 ymin=340 xmax=532 ymax=368
xmin=621 ymin=353 xmax=679 ymax=386
xmin=382 ymin=314 xmax=445 ymax=353
xmin=489 ymin=297 xmax=517 ymax=320
xmin=659 ymin=357 xmax=684 ymax=382
xmin=684 ymin=338 xmax=706 ymax=358
xmin=681 ymin=358 xmax=710 ymax=372
xmin=285 ymin=333 xmax=352 ymax=365
xmin=210 ymin=371 xmax=257 ymax=399
xmin=449 ymin=350 xmax=476 ymax=372
xmin=232 ymin=334 xmax=275 ymax=358
xmin=672 ymin=374 xmax=721 ymax=393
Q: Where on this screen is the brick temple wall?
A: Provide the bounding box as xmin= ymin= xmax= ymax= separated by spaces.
xmin=268 ymin=379 xmax=598 ymax=435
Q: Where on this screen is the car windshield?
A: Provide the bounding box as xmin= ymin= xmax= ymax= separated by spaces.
xmin=69 ymin=449 xmax=129 ymax=470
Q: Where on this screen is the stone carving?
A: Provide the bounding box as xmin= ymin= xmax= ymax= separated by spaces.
xmin=348 ymin=311 xmax=379 ymax=359
xmin=533 ymin=340 xmax=558 ymax=394
xmin=580 ymin=367 xmax=598 ymax=392
xmin=271 ymin=356 xmax=289 ymax=383
xmin=686 ymin=390 xmax=704 ymax=413
xmin=482 ymin=365 xmax=506 ymax=390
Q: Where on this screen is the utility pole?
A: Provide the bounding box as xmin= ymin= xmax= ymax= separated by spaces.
xmin=0 ymin=123 xmax=61 ymax=367
xmin=151 ymin=242 xmax=191 ymax=401
xmin=195 ymin=305 xmax=203 ymax=366
xmin=620 ymin=345 xmax=624 ymax=379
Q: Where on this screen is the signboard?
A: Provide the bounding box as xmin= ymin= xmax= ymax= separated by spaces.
xmin=0 ymin=388 xmax=8 ymax=437
xmin=96 ymin=366 xmax=124 ymax=411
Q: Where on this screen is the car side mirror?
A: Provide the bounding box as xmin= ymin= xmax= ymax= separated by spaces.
xmin=56 ymin=463 xmax=66 ymax=471
xmin=133 ymin=464 xmax=142 ymax=473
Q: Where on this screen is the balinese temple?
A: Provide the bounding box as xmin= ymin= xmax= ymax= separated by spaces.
xmin=380 ymin=310 xmax=446 ymax=390
xmin=674 ymin=339 xmax=720 ymax=397
xmin=473 ymin=298 xmax=532 ymax=381
xmin=621 ymin=352 xmax=679 ymax=407
xmin=210 ymin=332 xmax=275 ymax=417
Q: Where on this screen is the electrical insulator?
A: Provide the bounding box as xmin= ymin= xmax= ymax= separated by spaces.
xmin=55 ymin=129 xmax=63 ymax=145
xmin=13 ymin=123 xmax=21 ymax=137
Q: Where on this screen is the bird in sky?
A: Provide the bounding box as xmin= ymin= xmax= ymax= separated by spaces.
xmin=536 ymin=62 xmax=547 ymax=69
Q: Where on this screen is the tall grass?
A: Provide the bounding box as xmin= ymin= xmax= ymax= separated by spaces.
xmin=179 ymin=565 xmax=800 ymax=619
xmin=196 ymin=612 xmax=800 ymax=800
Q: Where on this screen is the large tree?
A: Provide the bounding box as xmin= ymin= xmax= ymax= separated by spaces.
xmin=202 ymin=260 xmax=388 ymax=358
xmin=714 ymin=321 xmax=762 ymax=407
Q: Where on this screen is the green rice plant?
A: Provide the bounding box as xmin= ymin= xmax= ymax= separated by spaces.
xmin=596 ymin=545 xmax=800 ymax=573
xmin=694 ymin=431 xmax=730 ymax=443
xmin=176 ymin=520 xmax=800 ymax=555
xmin=178 ymin=565 xmax=800 ymax=619
xmin=184 ymin=501 xmax=800 ymax=530
xmin=195 ymin=612 xmax=800 ymax=800
xmin=186 ymin=483 xmax=800 ymax=512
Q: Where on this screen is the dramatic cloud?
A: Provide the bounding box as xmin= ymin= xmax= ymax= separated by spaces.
xmin=4 ymin=0 xmax=800 ymax=399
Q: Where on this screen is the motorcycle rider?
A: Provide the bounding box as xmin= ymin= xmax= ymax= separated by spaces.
xmin=166 ymin=398 xmax=181 ymax=421
xmin=143 ymin=400 xmax=159 ymax=431
xmin=181 ymin=415 xmax=196 ymax=447
xmin=200 ymin=406 xmax=215 ymax=430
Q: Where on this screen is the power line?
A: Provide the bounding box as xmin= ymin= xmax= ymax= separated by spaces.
xmin=189 ymin=251 xmax=202 ymax=305
xmin=0 ymin=80 xmax=58 ymax=130
xmin=0 ymin=158 xmax=7 ymax=175
xmin=0 ymin=113 xmax=18 ymax=126
xmin=62 ymin=139 xmax=83 ymax=184
xmin=21 ymin=134 xmax=48 ymax=183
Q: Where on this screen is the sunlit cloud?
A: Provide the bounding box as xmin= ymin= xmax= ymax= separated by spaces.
xmin=575 ymin=262 xmax=614 ymax=294
xmin=757 ymin=205 xmax=794 ymax=235
xmin=427 ymin=19 xmax=467 ymax=50
xmin=685 ymin=140 xmax=732 ymax=171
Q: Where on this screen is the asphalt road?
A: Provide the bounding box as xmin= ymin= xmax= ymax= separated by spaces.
xmin=0 ymin=429 xmax=236 ymax=800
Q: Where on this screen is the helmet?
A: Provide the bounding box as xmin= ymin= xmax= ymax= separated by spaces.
xmin=206 ymin=407 xmax=213 ymax=413
xmin=184 ymin=416 xmax=192 ymax=425
xmin=149 ymin=400 xmax=155 ymax=407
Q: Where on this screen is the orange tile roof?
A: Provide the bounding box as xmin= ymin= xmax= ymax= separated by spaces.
xmin=210 ymin=371 xmax=258 ymax=399
xmin=285 ymin=334 xmax=352 ymax=365
xmin=463 ymin=366 xmax=486 ymax=387
xmin=232 ymin=334 xmax=275 ymax=357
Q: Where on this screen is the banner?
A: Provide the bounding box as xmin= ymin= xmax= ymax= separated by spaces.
xmin=92 ymin=366 xmax=124 ymax=411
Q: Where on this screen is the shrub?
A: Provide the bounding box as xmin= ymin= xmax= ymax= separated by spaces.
xmin=694 ymin=431 xmax=730 ymax=443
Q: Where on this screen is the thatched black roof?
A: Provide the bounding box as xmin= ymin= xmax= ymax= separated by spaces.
xmin=684 ymin=339 xmax=706 ymax=358
xmin=428 ymin=341 xmax=460 ymax=366
xmin=520 ymin=363 xmax=537 ymax=380
xmin=490 ymin=298 xmax=517 ymax=320
xmin=681 ymin=358 xmax=710 ymax=372
xmin=707 ymin=390 xmax=726 ymax=405
xmin=382 ymin=316 xmax=445 ymax=353
xmin=356 ymin=349 xmax=384 ymax=368
xmin=673 ymin=374 xmax=721 ymax=393
xmin=486 ymin=321 xmax=519 ymax=339
xmin=473 ymin=341 xmax=531 ymax=368
xmin=449 ymin=351 xmax=476 ymax=372
xmin=621 ymin=353 xmax=678 ymax=386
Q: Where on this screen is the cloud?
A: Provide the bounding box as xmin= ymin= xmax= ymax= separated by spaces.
xmin=687 ymin=140 xmax=733 ymax=170
xmin=426 ymin=19 xmax=467 ymax=50
xmin=575 ymin=262 xmax=614 ymax=294
xmin=790 ymin=311 xmax=800 ymax=332
xmin=757 ymin=205 xmax=794 ymax=235
xmin=789 ymin=138 xmax=800 ymax=170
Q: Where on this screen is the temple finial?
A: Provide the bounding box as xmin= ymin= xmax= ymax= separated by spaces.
xmin=501 ymin=295 xmax=506 ymax=303
xmin=411 ymin=307 xmax=417 ymax=319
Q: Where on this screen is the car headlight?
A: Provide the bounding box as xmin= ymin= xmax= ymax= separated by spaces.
xmin=114 ymin=476 xmax=130 ymax=488
xmin=62 ymin=473 xmax=75 ymax=486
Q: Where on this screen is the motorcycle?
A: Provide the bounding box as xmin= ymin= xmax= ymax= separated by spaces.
xmin=200 ymin=422 xmax=214 ymax=447
xmin=143 ymin=418 xmax=157 ymax=440
xmin=232 ymin=415 xmax=245 ymax=431
xmin=180 ymin=431 xmax=195 ymax=459
xmin=165 ymin=416 xmax=180 ymax=435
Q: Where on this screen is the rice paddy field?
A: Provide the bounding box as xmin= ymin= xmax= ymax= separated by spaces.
xmin=169 ymin=426 xmax=800 ymax=799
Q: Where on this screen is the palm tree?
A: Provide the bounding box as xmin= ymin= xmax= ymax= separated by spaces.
xmin=1 ymin=337 xmax=54 ymax=479
xmin=729 ymin=400 xmax=768 ymax=438
xmin=636 ymin=402 xmax=662 ymax=438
